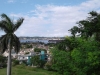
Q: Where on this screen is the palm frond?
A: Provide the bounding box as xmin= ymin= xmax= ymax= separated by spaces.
xmin=13 ymin=18 xmax=24 ymax=32
xmin=0 ymin=34 xmax=9 ymax=53
xmin=0 ymin=14 xmax=24 ymax=54
xmin=0 ymin=20 xmax=10 ymax=33
xmin=12 ymin=34 xmax=20 ymax=53
xmin=1 ymin=14 xmax=12 ymax=24
xmin=1 ymin=13 xmax=13 ymax=31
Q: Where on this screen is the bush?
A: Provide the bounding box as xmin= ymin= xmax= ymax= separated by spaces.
xmin=31 ymin=56 xmax=47 ymax=68
xmin=0 ymin=63 xmax=7 ymax=68
xmin=0 ymin=55 xmax=7 ymax=68
xmin=31 ymin=56 xmax=40 ymax=67
xmin=12 ymin=59 xmax=19 ymax=66
xmin=39 ymin=60 xmax=46 ymax=68
xmin=44 ymin=62 xmax=52 ymax=71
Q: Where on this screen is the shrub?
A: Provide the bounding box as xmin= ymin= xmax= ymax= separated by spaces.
xmin=44 ymin=62 xmax=52 ymax=71
xmin=31 ymin=56 xmax=47 ymax=68
xmin=12 ymin=59 xmax=19 ymax=66
xmin=39 ymin=60 xmax=46 ymax=68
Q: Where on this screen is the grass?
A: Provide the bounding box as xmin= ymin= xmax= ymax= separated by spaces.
xmin=0 ymin=65 xmax=60 ymax=75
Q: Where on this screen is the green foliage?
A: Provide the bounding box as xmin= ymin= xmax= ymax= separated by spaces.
xmin=0 ymin=55 xmax=6 ymax=62
xmin=0 ymin=13 xmax=24 ymax=53
xmin=0 ymin=55 xmax=7 ymax=68
xmin=31 ymin=56 xmax=40 ymax=67
xmin=51 ymin=37 xmax=100 ymax=75
xmin=47 ymin=43 xmax=57 ymax=47
xmin=51 ymin=48 xmax=71 ymax=75
xmin=25 ymin=44 xmax=33 ymax=48
xmin=68 ymin=26 xmax=79 ymax=37
xmin=47 ymin=11 xmax=100 ymax=75
xmin=39 ymin=60 xmax=46 ymax=68
xmin=31 ymin=55 xmax=46 ymax=68
xmin=34 ymin=48 xmax=47 ymax=53
xmin=45 ymin=62 xmax=52 ymax=71
xmin=71 ymin=39 xmax=100 ymax=75
xmin=12 ymin=59 xmax=19 ymax=66
xmin=56 ymin=36 xmax=81 ymax=51
xmin=69 ymin=11 xmax=100 ymax=42
xmin=56 ymin=36 xmax=72 ymax=51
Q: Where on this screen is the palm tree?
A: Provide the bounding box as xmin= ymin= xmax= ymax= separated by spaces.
xmin=0 ymin=13 xmax=24 ymax=75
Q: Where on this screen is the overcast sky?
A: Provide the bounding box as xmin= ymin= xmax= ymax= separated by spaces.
xmin=0 ymin=0 xmax=100 ymax=37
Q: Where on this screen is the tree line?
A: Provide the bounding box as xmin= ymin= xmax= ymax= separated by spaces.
xmin=47 ymin=11 xmax=100 ymax=75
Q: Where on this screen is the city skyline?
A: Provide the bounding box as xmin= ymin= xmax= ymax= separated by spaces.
xmin=0 ymin=0 xmax=100 ymax=37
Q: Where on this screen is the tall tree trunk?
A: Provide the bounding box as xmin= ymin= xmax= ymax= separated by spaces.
xmin=7 ymin=39 xmax=12 ymax=75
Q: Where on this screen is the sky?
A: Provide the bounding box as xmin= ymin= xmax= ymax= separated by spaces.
xmin=0 ymin=0 xmax=100 ymax=37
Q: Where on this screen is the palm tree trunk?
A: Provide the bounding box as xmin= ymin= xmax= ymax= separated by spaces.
xmin=7 ymin=39 xmax=12 ymax=75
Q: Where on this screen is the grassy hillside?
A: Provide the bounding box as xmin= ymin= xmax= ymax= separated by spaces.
xmin=0 ymin=65 xmax=59 ymax=75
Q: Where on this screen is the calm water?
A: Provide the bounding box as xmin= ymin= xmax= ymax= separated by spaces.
xmin=20 ymin=39 xmax=49 ymax=44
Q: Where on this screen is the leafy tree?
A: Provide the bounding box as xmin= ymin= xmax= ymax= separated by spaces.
xmin=0 ymin=14 xmax=24 ymax=75
xmin=51 ymin=37 xmax=100 ymax=75
xmin=50 ymin=11 xmax=100 ymax=75
xmin=56 ymin=36 xmax=79 ymax=51
xmin=69 ymin=11 xmax=100 ymax=41
xmin=71 ymin=39 xmax=100 ymax=75
xmin=31 ymin=55 xmax=46 ymax=68
xmin=68 ymin=26 xmax=79 ymax=38
xmin=51 ymin=47 xmax=72 ymax=75
xmin=31 ymin=55 xmax=40 ymax=67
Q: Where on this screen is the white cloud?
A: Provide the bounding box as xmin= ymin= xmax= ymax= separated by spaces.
xmin=10 ymin=0 xmax=100 ymax=37
xmin=80 ymin=0 xmax=100 ymax=10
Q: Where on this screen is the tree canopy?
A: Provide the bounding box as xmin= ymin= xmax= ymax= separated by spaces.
xmin=0 ymin=13 xmax=24 ymax=53
xmin=69 ymin=11 xmax=100 ymax=41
